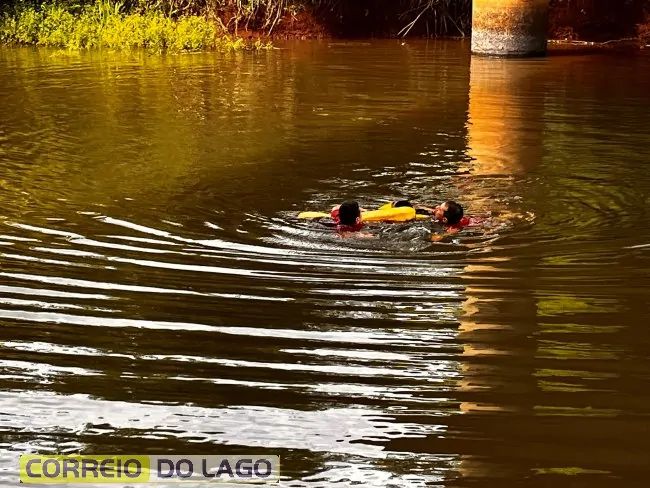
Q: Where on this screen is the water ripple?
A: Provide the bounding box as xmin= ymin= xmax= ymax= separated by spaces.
xmin=1 ymin=43 xmax=649 ymax=488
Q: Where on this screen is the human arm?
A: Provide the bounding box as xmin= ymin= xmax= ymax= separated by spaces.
xmin=414 ymin=205 xmax=436 ymax=215
xmin=431 ymin=227 xmax=460 ymax=242
xmin=338 ymin=231 xmax=376 ymax=239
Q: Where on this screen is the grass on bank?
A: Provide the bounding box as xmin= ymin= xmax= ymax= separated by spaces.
xmin=0 ymin=1 xmax=270 ymax=51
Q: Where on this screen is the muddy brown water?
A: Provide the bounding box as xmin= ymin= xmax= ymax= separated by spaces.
xmin=1 ymin=41 xmax=650 ymax=487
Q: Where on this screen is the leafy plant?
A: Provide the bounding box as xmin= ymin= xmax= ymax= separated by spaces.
xmin=0 ymin=0 xmax=266 ymax=50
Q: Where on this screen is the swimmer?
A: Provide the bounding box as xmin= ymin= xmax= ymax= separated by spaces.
xmin=328 ymin=201 xmax=375 ymax=238
xmin=330 ymin=201 xmax=364 ymax=231
xmin=387 ymin=200 xmax=470 ymax=227
xmin=385 ymin=200 xmax=484 ymax=240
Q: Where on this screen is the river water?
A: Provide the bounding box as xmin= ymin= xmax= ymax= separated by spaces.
xmin=1 ymin=41 xmax=649 ymax=487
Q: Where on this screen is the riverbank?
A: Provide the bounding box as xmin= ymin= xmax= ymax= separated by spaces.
xmin=1 ymin=0 xmax=648 ymax=51
xmin=0 ymin=1 xmax=270 ymax=51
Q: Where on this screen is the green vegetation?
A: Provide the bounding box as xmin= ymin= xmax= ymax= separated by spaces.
xmin=0 ymin=0 xmax=474 ymax=50
xmin=0 ymin=1 xmax=271 ymax=50
xmin=2 ymin=0 xmax=647 ymax=49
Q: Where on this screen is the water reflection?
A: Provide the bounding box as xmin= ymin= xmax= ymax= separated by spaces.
xmin=452 ymin=50 xmax=650 ymax=485
xmin=458 ymin=53 xmax=546 ymax=409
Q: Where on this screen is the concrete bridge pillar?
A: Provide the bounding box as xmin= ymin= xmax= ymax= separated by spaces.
xmin=471 ymin=0 xmax=549 ymax=57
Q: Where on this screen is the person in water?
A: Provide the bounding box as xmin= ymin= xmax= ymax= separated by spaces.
xmin=389 ymin=200 xmax=471 ymax=229
xmin=385 ymin=199 xmax=484 ymax=241
xmin=330 ymin=201 xmax=366 ymax=232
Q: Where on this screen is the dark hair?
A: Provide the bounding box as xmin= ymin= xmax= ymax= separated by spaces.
xmin=444 ymin=201 xmax=464 ymax=225
xmin=338 ymin=201 xmax=361 ymax=226
xmin=393 ymin=200 xmax=412 ymax=208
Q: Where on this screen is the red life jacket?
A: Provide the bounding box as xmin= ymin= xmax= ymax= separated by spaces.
xmin=447 ymin=216 xmax=484 ymax=230
xmin=337 ymin=223 xmax=365 ymax=232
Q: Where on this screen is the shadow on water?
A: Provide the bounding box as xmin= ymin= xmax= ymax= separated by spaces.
xmin=0 ymin=42 xmax=650 ymax=487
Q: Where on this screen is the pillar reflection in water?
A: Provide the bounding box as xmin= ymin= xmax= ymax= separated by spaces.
xmin=450 ymin=55 xmax=545 ymax=480
xmin=460 ymin=55 xmax=544 ymax=212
